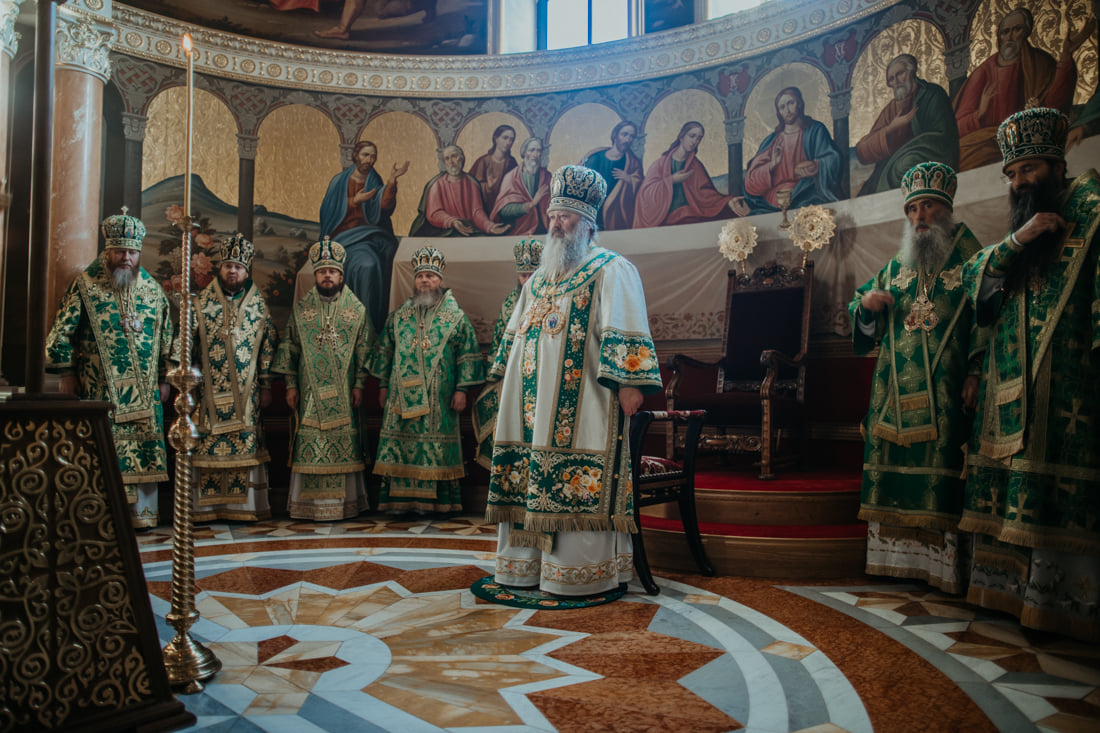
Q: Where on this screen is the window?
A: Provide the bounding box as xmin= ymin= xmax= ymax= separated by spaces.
xmin=548 ymin=0 xmax=629 ymax=49
xmin=707 ymin=0 xmax=769 ymax=19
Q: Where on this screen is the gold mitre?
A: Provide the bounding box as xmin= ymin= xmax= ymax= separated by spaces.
xmin=219 ymin=233 xmax=255 ymax=269
xmin=997 ymin=107 xmax=1068 ymax=172
xmin=901 ymin=161 xmax=957 ymax=209
xmin=547 ymin=165 xmax=607 ymax=224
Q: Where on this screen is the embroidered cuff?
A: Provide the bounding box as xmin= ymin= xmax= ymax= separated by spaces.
xmin=985 ymin=236 xmax=1020 ymax=278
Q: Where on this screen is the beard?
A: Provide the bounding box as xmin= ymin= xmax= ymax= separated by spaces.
xmin=999 ymin=40 xmax=1020 ymax=62
xmin=892 ymin=78 xmax=916 ymax=102
xmin=522 ymin=158 xmax=539 ymax=176
xmin=542 ymin=220 xmax=594 ymax=279
xmin=1002 ymin=176 xmax=1065 ymax=294
xmin=317 ymin=282 xmax=344 ymax=298
xmin=218 ymin=274 xmax=246 ymax=295
xmin=110 ymin=265 xmax=136 ymax=291
xmin=413 ymin=287 xmax=443 ymax=307
xmin=899 ymin=210 xmax=955 ymax=273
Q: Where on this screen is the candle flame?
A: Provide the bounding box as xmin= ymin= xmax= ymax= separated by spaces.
xmin=182 ymin=34 xmax=193 ymax=55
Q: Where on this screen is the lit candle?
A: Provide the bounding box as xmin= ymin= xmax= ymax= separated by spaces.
xmin=182 ymin=33 xmax=193 ymax=219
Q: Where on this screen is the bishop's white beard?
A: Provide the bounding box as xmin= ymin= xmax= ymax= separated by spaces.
xmin=899 ymin=211 xmax=955 ymax=273
xmin=110 ymin=266 xmax=136 ymax=291
xmin=413 ymin=287 xmax=443 ymax=307
xmin=892 ymin=78 xmax=916 ymax=101
xmin=542 ymin=221 xmax=594 ymax=279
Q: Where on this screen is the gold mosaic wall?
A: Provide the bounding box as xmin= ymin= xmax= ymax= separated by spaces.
xmin=360 ymin=112 xmax=441 ymax=237
xmin=642 ymin=89 xmax=728 ymax=176
xmin=143 ymin=87 xmax=238 ymax=211
xmin=549 ymin=104 xmax=628 ymax=173
xmin=254 ymin=105 xmax=341 ymax=224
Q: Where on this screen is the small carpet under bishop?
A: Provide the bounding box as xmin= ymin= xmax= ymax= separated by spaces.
xmin=470 ymin=576 xmax=627 ymax=609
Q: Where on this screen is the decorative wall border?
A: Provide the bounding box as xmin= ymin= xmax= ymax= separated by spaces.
xmin=111 ymin=0 xmax=904 ymax=98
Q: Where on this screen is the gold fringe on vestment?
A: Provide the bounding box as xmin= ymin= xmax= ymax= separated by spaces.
xmin=291 ymin=461 xmax=366 ymax=475
xmin=871 ymin=422 xmax=938 ymax=447
xmin=372 ymin=463 xmax=466 ymax=480
xmin=979 ymin=434 xmax=1024 ymax=459
xmin=121 ymin=469 xmax=169 ymax=485
xmin=858 ymin=509 xmax=960 ymax=534
xmin=193 ymin=453 xmax=269 ymax=469
xmin=863 ymin=563 xmax=964 ymax=595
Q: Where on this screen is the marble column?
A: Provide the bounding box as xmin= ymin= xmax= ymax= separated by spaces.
xmin=724 ymin=116 xmax=745 ymax=197
xmin=121 ymin=112 xmax=146 ymax=218
xmin=236 ymin=134 xmax=258 ymax=240
xmin=48 ymin=7 xmax=115 ymax=314
xmin=829 ymin=87 xmax=852 ymax=200
xmin=0 ymin=0 xmax=22 ymax=385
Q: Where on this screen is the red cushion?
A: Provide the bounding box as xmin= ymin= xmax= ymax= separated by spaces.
xmin=639 ymin=455 xmax=683 ymax=477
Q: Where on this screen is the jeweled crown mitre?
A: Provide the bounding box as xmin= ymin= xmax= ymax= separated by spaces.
xmin=101 ymin=206 xmax=146 ymax=251
xmin=547 ymin=165 xmax=607 ymax=225
xmin=997 ymin=107 xmax=1068 ymax=171
xmin=513 ymin=238 xmax=542 ymax=273
xmin=309 ymin=236 xmax=346 ymax=272
xmin=901 ymin=161 xmax=957 ymax=208
xmin=219 ymin=233 xmax=255 ymax=269
xmin=411 ymin=246 xmax=446 ymax=276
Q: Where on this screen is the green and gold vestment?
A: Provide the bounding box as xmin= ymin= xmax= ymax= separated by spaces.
xmin=961 ymin=169 xmax=1100 ymax=640
xmin=45 ymin=256 xmax=173 ymax=498
xmin=372 ymin=289 xmax=485 ymax=511
xmin=850 ymin=223 xmax=986 ymax=532
xmin=272 ymin=286 xmax=373 ymax=499
xmin=188 ymin=280 xmax=278 ymax=513
xmin=473 ymin=284 xmax=521 ymax=469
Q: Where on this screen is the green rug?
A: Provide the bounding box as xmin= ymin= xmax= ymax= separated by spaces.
xmin=470 ymin=576 xmax=627 ymax=609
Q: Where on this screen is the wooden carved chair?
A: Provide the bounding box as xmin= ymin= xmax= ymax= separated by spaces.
xmin=629 ymin=409 xmax=715 ymax=595
xmin=667 ymin=261 xmax=814 ymax=479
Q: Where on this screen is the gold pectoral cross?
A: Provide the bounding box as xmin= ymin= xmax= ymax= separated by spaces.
xmin=904 ymin=292 xmax=938 ymax=334
xmin=316 ymin=324 xmax=341 ymax=347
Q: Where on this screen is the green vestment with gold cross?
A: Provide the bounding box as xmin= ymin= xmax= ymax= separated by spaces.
xmin=189 ymin=280 xmax=279 ymax=509
xmin=272 ymin=286 xmax=373 ymax=498
xmin=45 ymin=256 xmax=173 ymax=495
xmin=850 ymin=223 xmax=987 ymax=534
xmin=372 ymin=289 xmax=485 ymax=512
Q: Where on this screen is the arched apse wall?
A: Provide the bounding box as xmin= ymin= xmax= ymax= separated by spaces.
xmin=255 ymin=104 xmax=340 ymax=223
xmin=743 ymin=62 xmax=832 ymax=165
xmin=642 ymin=89 xmax=727 ymax=180
xmin=968 ymin=0 xmax=1097 ymax=105
xmin=849 ymin=19 xmax=947 ymax=144
xmin=548 ymin=103 xmax=627 ymax=174
xmin=143 ymin=87 xmax=238 ymax=210
xmin=359 ymin=111 xmax=439 ymax=237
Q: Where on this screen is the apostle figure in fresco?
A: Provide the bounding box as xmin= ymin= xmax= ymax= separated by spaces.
xmin=46 ymin=209 xmax=173 ymax=529
xmin=311 ymin=0 xmax=439 ymax=39
xmin=953 ymin=8 xmax=1093 ymax=171
xmin=744 ymin=86 xmax=845 ymax=214
xmin=490 ymin=137 xmax=551 ymax=235
xmin=581 ymin=120 xmax=644 ymax=231
xmin=469 ymin=125 xmax=518 ymax=213
xmin=633 ymin=121 xmax=749 ymax=228
xmin=409 ymin=145 xmax=510 ymax=237
xmin=321 ymin=139 xmax=408 ymax=333
xmin=855 ymin=54 xmax=958 ymax=196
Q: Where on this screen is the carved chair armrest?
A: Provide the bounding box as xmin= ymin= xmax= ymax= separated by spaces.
xmin=759 ymin=349 xmax=805 ymax=399
xmin=666 ymin=354 xmax=722 ymax=405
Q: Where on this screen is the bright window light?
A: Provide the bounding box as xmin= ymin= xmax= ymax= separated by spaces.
xmin=708 ymin=0 xmax=768 ymax=18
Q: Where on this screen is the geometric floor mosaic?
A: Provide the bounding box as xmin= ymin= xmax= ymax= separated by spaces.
xmin=138 ymin=516 xmax=1100 ymax=732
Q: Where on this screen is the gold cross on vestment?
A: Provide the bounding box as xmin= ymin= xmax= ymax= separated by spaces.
xmin=1058 ymin=398 xmax=1091 ymax=435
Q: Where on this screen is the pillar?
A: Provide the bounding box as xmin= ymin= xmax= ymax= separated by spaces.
xmin=48 ymin=6 xmax=115 ymax=313
xmin=0 ymin=0 xmax=24 ymax=385
xmin=237 ymin=133 xmax=258 ymax=240
xmin=945 ymin=45 xmax=970 ymax=99
xmin=829 ymin=87 xmax=852 ymax=200
xmin=724 ymin=116 xmax=745 ymax=197
xmin=121 ymin=112 xmax=146 ymax=217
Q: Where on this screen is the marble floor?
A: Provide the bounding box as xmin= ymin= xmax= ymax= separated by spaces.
xmin=139 ymin=516 xmax=1100 ymax=733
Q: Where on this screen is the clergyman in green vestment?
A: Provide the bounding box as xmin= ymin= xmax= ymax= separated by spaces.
xmin=960 ymin=108 xmax=1100 ymax=642
xmin=181 ymin=234 xmax=279 ymax=521
xmin=372 ymin=246 xmax=486 ymax=515
xmin=46 ymin=208 xmax=173 ymax=528
xmin=849 ymin=162 xmax=986 ymax=593
xmin=273 ymin=238 xmax=374 ymax=521
xmin=473 ymin=238 xmax=542 ymax=470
